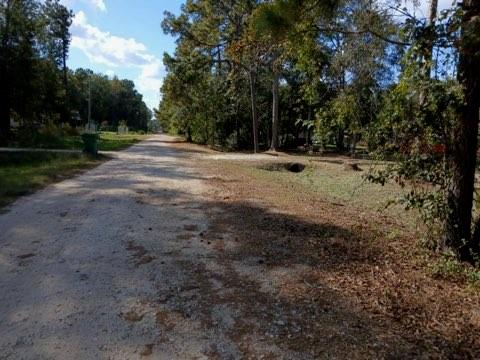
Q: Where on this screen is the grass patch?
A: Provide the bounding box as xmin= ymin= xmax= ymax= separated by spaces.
xmin=35 ymin=135 xmax=84 ymax=150
xmin=250 ymin=159 xmax=407 ymax=215
xmin=97 ymin=132 xmax=150 ymax=151
xmin=0 ymin=151 xmax=105 ymax=208
xmin=9 ymin=131 xmax=150 ymax=151
xmin=429 ymin=251 xmax=480 ymax=288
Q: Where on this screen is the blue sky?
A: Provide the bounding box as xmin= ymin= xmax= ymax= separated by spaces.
xmin=62 ymin=0 xmax=452 ymax=112
xmin=61 ymin=0 xmax=184 ymax=111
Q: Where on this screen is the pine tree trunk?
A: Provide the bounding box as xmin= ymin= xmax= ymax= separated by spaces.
xmin=62 ymin=41 xmax=70 ymax=124
xmin=235 ymin=103 xmax=240 ymax=149
xmin=61 ymin=66 xmax=68 ymax=124
xmin=336 ymin=128 xmax=345 ymax=152
xmin=270 ymin=70 xmax=280 ymax=151
xmin=419 ymin=0 xmax=438 ymax=107
xmin=0 ymin=54 xmax=10 ymax=144
xmin=233 ymin=65 xmax=240 ymax=149
xmin=249 ymin=69 xmax=259 ymax=153
xmin=351 ymin=133 xmax=358 ymax=158
xmin=306 ymin=106 xmax=312 ymax=147
xmin=0 ymin=74 xmax=10 ymax=145
xmin=428 ymin=0 xmax=439 ymax=23
xmin=423 ymin=0 xmax=438 ymax=78
xmin=0 ymin=0 xmax=12 ymax=145
xmin=443 ymin=0 xmax=480 ymax=260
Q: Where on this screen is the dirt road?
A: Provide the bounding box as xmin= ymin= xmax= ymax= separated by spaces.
xmin=1 ymin=134 xmax=478 ymax=359
xmin=0 ymin=135 xmax=234 ymax=359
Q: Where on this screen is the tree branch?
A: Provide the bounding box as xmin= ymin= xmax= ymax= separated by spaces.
xmin=313 ymin=25 xmax=411 ymax=46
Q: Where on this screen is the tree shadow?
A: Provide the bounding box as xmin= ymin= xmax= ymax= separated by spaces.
xmin=150 ymin=138 xmax=186 ymax=144
xmin=174 ymin=198 xmax=478 ymax=358
xmin=206 ymin=201 xmax=378 ymax=268
xmin=1 ymin=135 xmax=477 ymax=358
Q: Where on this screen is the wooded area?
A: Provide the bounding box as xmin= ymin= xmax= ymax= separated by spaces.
xmin=156 ymin=0 xmax=480 ymax=264
xmin=2 ymin=1 xmax=480 ymax=356
xmin=0 ymin=0 xmax=152 ymax=143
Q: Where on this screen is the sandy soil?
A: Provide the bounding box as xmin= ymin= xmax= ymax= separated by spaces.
xmin=1 ymin=134 xmax=479 ymax=359
xmin=0 ymin=135 xmax=226 ymax=359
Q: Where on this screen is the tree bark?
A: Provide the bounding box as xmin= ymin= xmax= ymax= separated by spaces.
xmin=249 ymin=68 xmax=259 ymax=153
xmin=61 ymin=48 xmax=70 ymax=124
xmin=306 ymin=105 xmax=312 ymax=147
xmin=0 ymin=0 xmax=12 ymax=145
xmin=336 ymin=127 xmax=345 ymax=152
xmin=62 ymin=39 xmax=70 ymax=124
xmin=233 ymin=63 xmax=241 ymax=149
xmin=424 ymin=0 xmax=439 ymax=78
xmin=428 ymin=0 xmax=439 ymax=23
xmin=270 ymin=70 xmax=280 ymax=151
xmin=419 ymin=0 xmax=438 ymax=108
xmin=443 ymin=0 xmax=480 ymax=260
xmin=351 ymin=133 xmax=358 ymax=158
xmin=0 ymin=73 xmax=10 ymax=145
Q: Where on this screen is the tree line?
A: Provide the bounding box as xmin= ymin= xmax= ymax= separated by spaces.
xmin=0 ymin=0 xmax=151 ymax=144
xmin=156 ymin=0 xmax=480 ymax=263
xmin=157 ymin=0 xmax=397 ymax=152
xmin=68 ymin=69 xmax=152 ymax=131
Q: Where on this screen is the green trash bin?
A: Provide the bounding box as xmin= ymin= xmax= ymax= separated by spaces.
xmin=81 ymin=133 xmax=99 ymax=155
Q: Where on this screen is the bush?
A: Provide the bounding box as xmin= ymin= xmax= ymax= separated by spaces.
xmin=11 ymin=120 xmax=81 ymax=149
xmin=39 ymin=120 xmax=63 ymax=140
xmin=62 ymin=123 xmax=79 ymax=136
xmin=13 ymin=125 xmax=41 ymax=147
xmin=429 ymin=251 xmax=480 ymax=287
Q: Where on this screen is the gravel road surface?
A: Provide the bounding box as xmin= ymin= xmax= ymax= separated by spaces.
xmin=0 ymin=135 xmax=251 ymax=359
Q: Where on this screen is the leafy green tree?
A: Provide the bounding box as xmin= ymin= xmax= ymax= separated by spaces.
xmin=0 ymin=0 xmax=39 ymax=143
xmin=42 ymin=0 xmax=72 ymax=123
xmin=368 ymin=2 xmax=480 ymax=262
xmin=67 ymin=69 xmax=151 ymax=131
xmin=160 ymin=0 xmax=260 ymax=148
xmin=444 ymin=0 xmax=480 ymax=260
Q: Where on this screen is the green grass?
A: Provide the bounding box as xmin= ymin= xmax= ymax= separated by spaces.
xmin=10 ymin=131 xmax=150 ymax=151
xmin=429 ymin=251 xmax=480 ymax=288
xmin=34 ymin=135 xmax=84 ymax=150
xmin=250 ymin=159 xmax=407 ymax=215
xmin=97 ymin=132 xmax=150 ymax=151
xmin=0 ymin=152 xmax=104 ymax=208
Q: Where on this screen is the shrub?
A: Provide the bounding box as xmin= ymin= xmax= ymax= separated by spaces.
xmin=13 ymin=125 xmax=41 ymax=147
xmin=430 ymin=251 xmax=480 ymax=287
xmin=62 ymin=123 xmax=79 ymax=136
xmin=39 ymin=120 xmax=63 ymax=140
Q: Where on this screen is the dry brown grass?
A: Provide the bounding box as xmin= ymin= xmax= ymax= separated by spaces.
xmin=160 ymin=139 xmax=480 ymax=357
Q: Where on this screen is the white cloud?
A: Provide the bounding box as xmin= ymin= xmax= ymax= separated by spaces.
xmin=71 ymin=11 xmax=155 ymax=67
xmin=89 ymin=0 xmax=106 ymax=12
xmin=136 ymin=60 xmax=164 ymax=109
xmin=70 ymin=11 xmax=162 ymax=109
xmin=137 ymin=60 xmax=164 ymax=93
xmin=400 ymin=0 xmax=457 ymax=18
xmin=61 ymin=0 xmax=106 ymax=12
